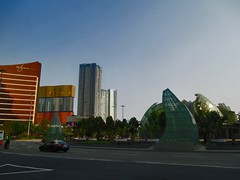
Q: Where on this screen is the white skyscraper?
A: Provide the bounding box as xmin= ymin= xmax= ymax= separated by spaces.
xmin=100 ymin=89 xmax=117 ymax=121
xmin=109 ymin=89 xmax=117 ymax=120
xmin=100 ymin=89 xmax=108 ymax=121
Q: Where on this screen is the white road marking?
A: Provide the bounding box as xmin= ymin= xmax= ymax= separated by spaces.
xmin=135 ymin=161 xmax=240 ymax=170
xmin=112 ymin=153 xmax=139 ymax=156
xmin=1 ymin=151 xmax=240 ymax=170
xmin=174 ymin=155 xmax=205 ymax=158
xmin=0 ymin=163 xmax=53 ymax=176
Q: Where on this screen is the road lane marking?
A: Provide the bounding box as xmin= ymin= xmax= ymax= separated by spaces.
xmin=135 ymin=161 xmax=240 ymax=170
xmin=1 ymin=151 xmax=240 ymax=170
xmin=0 ymin=164 xmax=53 ymax=176
xmin=174 ymin=155 xmax=205 ymax=158
xmin=112 ymin=153 xmax=139 ymax=156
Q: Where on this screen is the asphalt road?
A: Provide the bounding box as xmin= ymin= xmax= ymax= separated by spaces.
xmin=0 ymin=143 xmax=240 ymax=180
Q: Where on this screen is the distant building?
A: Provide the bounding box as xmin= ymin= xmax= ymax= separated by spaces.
xmin=218 ymin=103 xmax=237 ymax=124
xmin=194 ymin=93 xmax=223 ymax=117
xmin=218 ymin=103 xmax=231 ymax=111
xmin=36 ymin=85 xmax=75 ymax=125
xmin=0 ymin=62 xmax=41 ymax=123
xmin=66 ymin=115 xmax=80 ymax=125
xmin=77 ymin=63 xmax=102 ymax=118
xmin=108 ymin=89 xmax=117 ymax=120
xmin=100 ymin=89 xmax=117 ymax=121
xmin=100 ymin=89 xmax=108 ymax=121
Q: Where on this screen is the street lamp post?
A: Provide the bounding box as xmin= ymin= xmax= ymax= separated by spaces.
xmin=121 ymin=105 xmax=125 ymax=121
xmin=28 ymin=93 xmax=33 ymax=139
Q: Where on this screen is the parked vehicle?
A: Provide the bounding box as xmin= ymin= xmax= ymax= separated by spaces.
xmin=39 ymin=140 xmax=69 ymax=152
xmin=0 ymin=130 xmax=4 ymax=145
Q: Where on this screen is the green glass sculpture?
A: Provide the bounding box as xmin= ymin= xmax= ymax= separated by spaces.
xmin=160 ymin=88 xmax=199 ymax=144
xmin=46 ymin=112 xmax=64 ymax=141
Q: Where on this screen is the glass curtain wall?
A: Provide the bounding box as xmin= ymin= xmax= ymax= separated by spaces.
xmin=161 ymin=88 xmax=199 ymax=144
xmin=38 ymin=97 xmax=74 ymax=112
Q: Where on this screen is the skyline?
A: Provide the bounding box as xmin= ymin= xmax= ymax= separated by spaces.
xmin=1 ymin=0 xmax=240 ymax=120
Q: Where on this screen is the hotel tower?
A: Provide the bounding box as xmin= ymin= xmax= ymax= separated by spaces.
xmin=0 ymin=62 xmax=41 ymax=123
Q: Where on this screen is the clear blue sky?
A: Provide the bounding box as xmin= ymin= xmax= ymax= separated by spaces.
xmin=1 ymin=0 xmax=240 ymax=120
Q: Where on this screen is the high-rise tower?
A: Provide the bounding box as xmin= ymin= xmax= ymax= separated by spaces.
xmin=100 ymin=89 xmax=117 ymax=121
xmin=0 ymin=62 xmax=41 ymax=123
xmin=77 ymin=63 xmax=102 ymax=118
xmin=108 ymin=89 xmax=117 ymax=120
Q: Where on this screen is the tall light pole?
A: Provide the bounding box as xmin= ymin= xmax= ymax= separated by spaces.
xmin=28 ymin=93 xmax=33 ymax=139
xmin=121 ymin=105 xmax=125 ymax=121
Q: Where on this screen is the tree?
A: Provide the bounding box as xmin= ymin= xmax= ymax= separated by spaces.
xmin=128 ymin=117 xmax=139 ymax=141
xmin=145 ymin=111 xmax=165 ymax=139
xmin=81 ymin=116 xmax=94 ymax=138
xmin=62 ymin=126 xmax=74 ymax=140
xmin=74 ymin=119 xmax=85 ymax=138
xmin=193 ymin=100 xmax=224 ymax=142
xmin=115 ymin=119 xmax=128 ymax=138
xmin=35 ymin=119 xmax=50 ymax=139
xmin=2 ymin=121 xmax=13 ymax=137
xmin=13 ymin=121 xmax=25 ymax=137
xmin=122 ymin=119 xmax=129 ymax=138
xmin=105 ymin=116 xmax=115 ymax=140
xmin=206 ymin=111 xmax=223 ymax=139
xmin=193 ymin=100 xmax=209 ymax=143
xmin=139 ymin=104 xmax=165 ymax=139
xmin=94 ymin=116 xmax=105 ymax=140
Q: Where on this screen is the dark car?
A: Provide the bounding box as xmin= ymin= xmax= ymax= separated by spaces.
xmin=39 ymin=140 xmax=69 ymax=152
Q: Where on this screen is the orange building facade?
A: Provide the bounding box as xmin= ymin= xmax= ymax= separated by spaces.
xmin=0 ymin=62 xmax=41 ymax=123
xmin=36 ymin=85 xmax=75 ymax=125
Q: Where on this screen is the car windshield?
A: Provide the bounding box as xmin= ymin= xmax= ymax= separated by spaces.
xmin=45 ymin=140 xmax=63 ymax=145
xmin=58 ymin=141 xmax=65 ymax=144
